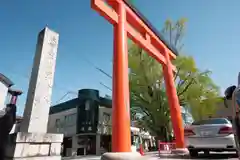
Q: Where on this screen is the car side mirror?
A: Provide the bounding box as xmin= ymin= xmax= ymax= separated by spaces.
xmin=224 ymin=85 xmax=236 ymax=100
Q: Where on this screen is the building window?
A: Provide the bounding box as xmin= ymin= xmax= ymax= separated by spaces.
xmin=55 ymin=119 xmax=61 ymax=132
xmin=85 ymin=100 xmax=90 ymax=111
xmin=103 ymin=112 xmax=110 ymax=125
xmin=55 ymin=119 xmax=60 ymax=128
xmin=65 ymin=113 xmax=77 ymax=126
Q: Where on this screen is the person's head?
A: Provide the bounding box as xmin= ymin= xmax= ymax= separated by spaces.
xmin=225 ymin=85 xmax=236 ymax=100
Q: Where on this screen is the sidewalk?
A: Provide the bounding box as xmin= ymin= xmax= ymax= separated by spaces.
xmin=62 ymin=156 xmax=100 ymax=160
xmin=145 ymin=151 xmax=189 ymax=159
xmin=61 ymin=151 xmax=187 ymax=160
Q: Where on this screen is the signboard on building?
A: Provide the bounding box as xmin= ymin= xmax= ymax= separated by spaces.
xmin=77 ymin=100 xmax=99 ymax=133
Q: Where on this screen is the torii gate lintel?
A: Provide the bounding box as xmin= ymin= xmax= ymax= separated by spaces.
xmin=91 ymin=0 xmax=185 ymax=152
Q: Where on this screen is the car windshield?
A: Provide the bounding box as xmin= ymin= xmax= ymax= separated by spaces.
xmin=192 ymin=118 xmax=229 ymax=125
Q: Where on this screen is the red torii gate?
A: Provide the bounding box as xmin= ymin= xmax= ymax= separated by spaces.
xmin=91 ymin=0 xmax=185 ymax=152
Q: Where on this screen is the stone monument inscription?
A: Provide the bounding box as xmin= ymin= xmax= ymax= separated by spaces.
xmin=21 ymin=27 xmax=59 ymax=133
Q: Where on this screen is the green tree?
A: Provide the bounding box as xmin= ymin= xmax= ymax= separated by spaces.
xmin=129 ymin=18 xmax=222 ymax=140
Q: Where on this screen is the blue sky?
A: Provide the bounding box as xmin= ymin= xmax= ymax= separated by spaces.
xmin=1 ymin=0 xmax=240 ymax=115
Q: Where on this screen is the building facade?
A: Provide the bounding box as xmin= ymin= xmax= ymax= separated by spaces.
xmin=214 ymin=98 xmax=232 ymax=118
xmin=180 ymin=106 xmax=194 ymax=125
xmin=47 ymin=89 xmax=155 ymax=157
xmin=48 ymin=89 xmax=110 ymax=156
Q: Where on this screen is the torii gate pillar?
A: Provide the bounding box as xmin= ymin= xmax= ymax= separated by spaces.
xmin=91 ymin=0 xmax=186 ymax=158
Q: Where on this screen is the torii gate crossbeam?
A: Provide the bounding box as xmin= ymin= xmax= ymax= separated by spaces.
xmin=91 ymin=0 xmax=185 ymax=152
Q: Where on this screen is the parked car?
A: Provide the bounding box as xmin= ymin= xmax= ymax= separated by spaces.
xmin=184 ymin=118 xmax=236 ymax=157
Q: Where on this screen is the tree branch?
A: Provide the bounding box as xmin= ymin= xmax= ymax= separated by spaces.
xmin=177 ymin=78 xmax=195 ymax=97
xmin=174 ymin=67 xmax=180 ymax=82
xmin=177 ymin=71 xmax=210 ymax=97
xmin=131 ymin=107 xmax=150 ymax=117
xmin=176 ymin=72 xmax=191 ymax=93
xmin=131 ymin=92 xmax=150 ymax=109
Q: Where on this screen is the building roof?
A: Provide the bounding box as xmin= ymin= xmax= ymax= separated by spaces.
xmin=49 ymin=95 xmax=112 ymax=115
xmin=49 ymin=98 xmax=79 ymax=114
xmin=99 ymin=97 xmax=111 ymax=108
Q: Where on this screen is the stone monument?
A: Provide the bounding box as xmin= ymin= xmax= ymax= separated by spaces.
xmin=5 ymin=27 xmax=63 ymax=159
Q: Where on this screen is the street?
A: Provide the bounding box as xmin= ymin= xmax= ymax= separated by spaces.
xmin=63 ymin=152 xmax=239 ymax=160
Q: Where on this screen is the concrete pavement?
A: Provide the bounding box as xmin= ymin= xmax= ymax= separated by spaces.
xmin=158 ymin=152 xmax=239 ymax=160
xmin=62 ymin=156 xmax=100 ymax=160
xmin=62 ymin=151 xmax=240 ymax=160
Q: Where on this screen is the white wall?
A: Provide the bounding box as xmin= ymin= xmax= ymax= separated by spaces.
xmin=0 ymin=82 xmax=8 ymax=110
xmin=48 ymin=108 xmax=77 ymax=137
xmin=10 ymin=123 xmax=20 ymax=133
xmin=98 ymin=106 xmax=112 ymax=134
xmin=98 ymin=106 xmax=112 ymax=124
xmin=47 ymin=106 xmax=113 ymax=136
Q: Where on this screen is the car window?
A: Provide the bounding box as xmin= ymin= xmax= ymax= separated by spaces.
xmin=192 ymin=118 xmax=230 ymax=125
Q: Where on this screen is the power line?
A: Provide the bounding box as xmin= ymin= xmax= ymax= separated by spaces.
xmin=100 ymin=82 xmax=112 ymax=91
xmin=3 ymin=54 xmax=112 ymax=106
xmin=96 ymin=67 xmax=112 ymax=79
xmin=54 ymin=91 xmax=78 ymax=104
xmin=54 ymin=55 xmax=113 ymax=105
xmin=81 ymin=55 xmax=114 ymax=97
xmin=2 ymin=67 xmax=77 ymax=105
xmin=82 ymin=55 xmax=112 ymax=79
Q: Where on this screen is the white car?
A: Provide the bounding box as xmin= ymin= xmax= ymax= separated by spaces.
xmin=184 ymin=118 xmax=236 ymax=157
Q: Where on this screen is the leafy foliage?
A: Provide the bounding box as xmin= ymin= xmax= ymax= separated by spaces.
xmin=129 ymin=18 xmax=222 ymax=139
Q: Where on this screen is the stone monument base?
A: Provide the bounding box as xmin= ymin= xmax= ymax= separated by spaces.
xmin=4 ymin=132 xmax=63 ymax=160
xmin=101 ymin=152 xmax=144 ymax=160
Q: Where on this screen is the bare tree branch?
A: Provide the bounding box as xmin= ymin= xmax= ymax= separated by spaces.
xmin=177 ymin=78 xmax=195 ymax=97
xmin=174 ymin=68 xmax=180 ymax=82
xmin=176 ymin=72 xmax=191 ymax=93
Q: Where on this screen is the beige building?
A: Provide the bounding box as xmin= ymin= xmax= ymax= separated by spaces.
xmin=214 ymin=98 xmax=233 ymax=118
xmin=47 ymin=103 xmax=112 ymax=156
xmin=46 ymin=89 xmax=156 ymax=157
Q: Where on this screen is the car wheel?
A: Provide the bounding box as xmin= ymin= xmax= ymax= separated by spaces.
xmin=189 ymin=150 xmax=198 ymax=158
